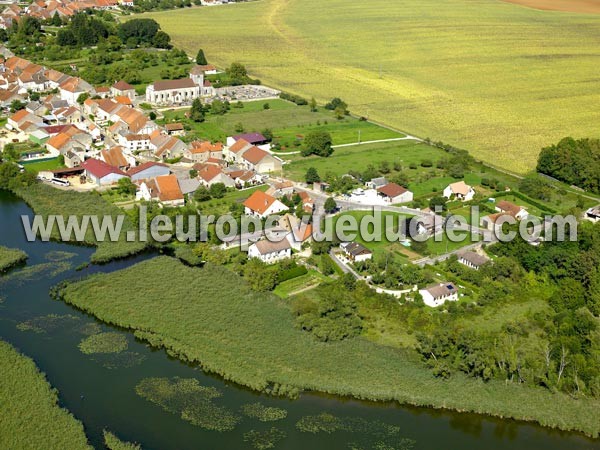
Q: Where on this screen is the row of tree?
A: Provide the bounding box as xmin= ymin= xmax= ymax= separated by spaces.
xmin=537 ymin=137 xmax=600 ymax=194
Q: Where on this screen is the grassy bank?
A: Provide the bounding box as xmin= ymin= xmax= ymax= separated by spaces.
xmin=0 ymin=339 xmax=92 ymax=450
xmin=59 ymin=256 xmax=600 ymax=437
xmin=136 ymin=0 xmax=600 ymax=172
xmin=0 ymin=245 xmax=27 ymax=273
xmin=13 ymin=183 xmax=146 ymax=263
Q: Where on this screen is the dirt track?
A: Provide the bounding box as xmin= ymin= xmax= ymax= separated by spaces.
xmin=502 ymin=0 xmax=600 ymax=14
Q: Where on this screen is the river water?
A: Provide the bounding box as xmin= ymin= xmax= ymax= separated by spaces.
xmin=0 ymin=190 xmax=597 ymax=450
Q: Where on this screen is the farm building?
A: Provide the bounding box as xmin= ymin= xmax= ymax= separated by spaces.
xmin=127 ymin=161 xmax=170 ymax=182
xmin=377 ymin=182 xmax=413 ymax=204
xmin=82 ymin=158 xmax=128 ymax=186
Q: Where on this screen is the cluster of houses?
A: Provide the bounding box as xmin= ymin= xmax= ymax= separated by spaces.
xmin=480 ymin=199 xmax=528 ymax=231
xmin=1 ymin=55 xmax=285 ymax=193
xmin=242 ymin=187 xmax=316 ymax=262
xmin=0 ymin=0 xmax=133 ymax=29
xmin=418 ymin=250 xmax=490 ymax=307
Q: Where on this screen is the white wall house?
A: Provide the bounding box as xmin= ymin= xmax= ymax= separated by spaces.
xmin=443 ymin=181 xmax=475 ymax=202
xmin=248 ymin=239 xmax=292 ymax=263
xmin=419 ymin=283 xmax=459 ymax=307
xmin=340 ymin=242 xmax=373 ymax=262
xmin=243 ymin=190 xmax=288 ymax=218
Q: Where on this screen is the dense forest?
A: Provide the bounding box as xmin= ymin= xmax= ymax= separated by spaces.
xmin=537 ymin=137 xmax=600 ymax=194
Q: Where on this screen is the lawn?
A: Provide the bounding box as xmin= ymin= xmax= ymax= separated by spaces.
xmin=0 ymin=339 xmax=92 ymax=450
xmin=196 ymin=184 xmax=269 ymax=216
xmin=136 ymin=0 xmax=600 ymax=173
xmin=283 ymin=140 xmax=445 ymax=181
xmin=326 ymin=210 xmax=414 ymax=257
xmin=57 ymin=256 xmax=600 ymax=437
xmin=23 ymin=158 xmax=64 ymax=174
xmin=426 ymin=231 xmax=481 ymax=256
xmin=160 ymin=99 xmax=402 ymax=146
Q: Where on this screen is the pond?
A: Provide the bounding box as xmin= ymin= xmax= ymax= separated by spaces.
xmin=0 ymin=190 xmax=597 ymax=450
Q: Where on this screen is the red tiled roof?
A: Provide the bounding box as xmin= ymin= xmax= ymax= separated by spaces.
xmin=243 ymin=190 xmax=278 ymax=215
xmin=242 ymin=146 xmax=268 ymax=165
xmin=154 ymin=174 xmax=183 ymax=202
xmin=197 ymin=164 xmax=223 ymax=183
xmin=229 ymin=138 xmax=251 ymax=154
xmin=189 ymin=140 xmax=223 ymax=154
xmin=112 ymin=80 xmax=134 ymax=91
xmin=496 ymin=200 xmax=523 ymax=216
xmin=101 ymin=146 xmax=128 ymax=168
xmin=377 ymin=182 xmax=408 ymax=198
xmin=165 ymin=122 xmax=184 ymax=131
xmin=82 ymin=158 xmax=127 ymax=178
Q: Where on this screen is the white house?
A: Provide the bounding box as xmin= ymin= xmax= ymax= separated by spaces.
xmin=585 ymin=206 xmax=600 ymax=223
xmin=443 ymin=181 xmax=475 ymax=202
xmin=340 ymin=241 xmax=373 ymax=262
xmin=419 ymin=283 xmax=459 ymax=307
xmin=111 ymin=80 xmax=136 ymax=100
xmin=137 ymin=174 xmax=185 ymax=207
xmin=279 ymin=214 xmax=313 ymax=251
xmin=58 ymin=77 xmax=94 ymax=106
xmin=376 ymin=182 xmax=413 ymax=204
xmin=457 ymin=250 xmax=490 ymax=270
xmin=248 ymin=238 xmax=292 ymax=263
xmin=243 ymin=190 xmax=288 ymax=218
xmin=495 ymin=200 xmax=528 ymax=220
xmin=196 ymin=164 xmax=236 ymax=188
xmin=240 ymin=146 xmax=282 ymax=174
xmin=119 ymin=134 xmax=152 ymax=153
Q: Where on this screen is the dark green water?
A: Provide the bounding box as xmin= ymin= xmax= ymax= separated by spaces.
xmin=0 ymin=189 xmax=598 ymax=450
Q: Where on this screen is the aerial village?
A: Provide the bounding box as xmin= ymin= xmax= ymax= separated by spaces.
xmin=0 ymin=49 xmax=566 ymax=307
xmin=0 ymin=4 xmax=594 ymax=310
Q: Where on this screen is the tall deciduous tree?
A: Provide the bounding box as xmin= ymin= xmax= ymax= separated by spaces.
xmin=301 ymin=131 xmax=333 ymax=157
xmin=305 ymin=167 xmax=320 ymax=184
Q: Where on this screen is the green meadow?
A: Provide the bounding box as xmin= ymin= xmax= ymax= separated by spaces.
xmin=160 ymin=99 xmax=402 ymax=146
xmin=136 ymin=0 xmax=600 ymax=173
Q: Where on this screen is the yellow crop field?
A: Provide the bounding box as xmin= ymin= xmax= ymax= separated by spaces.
xmin=136 ymin=0 xmax=600 ymax=172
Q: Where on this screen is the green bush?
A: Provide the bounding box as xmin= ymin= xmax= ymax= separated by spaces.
xmin=277 ymin=265 xmax=308 ymax=283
